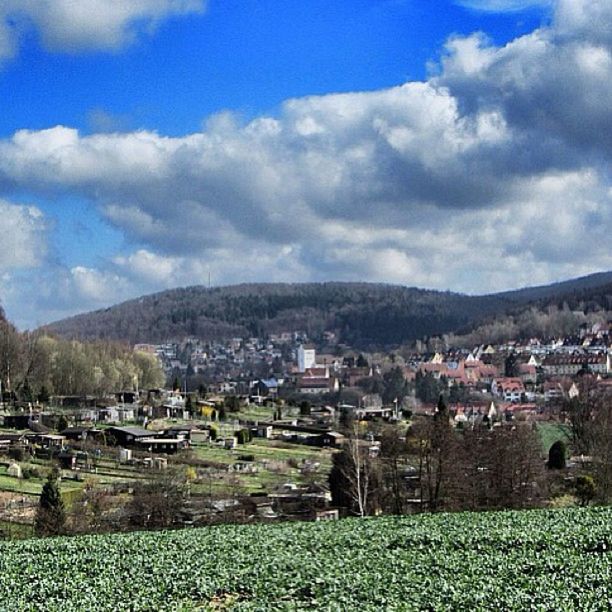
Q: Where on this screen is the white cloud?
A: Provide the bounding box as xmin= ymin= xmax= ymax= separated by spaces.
xmin=70 ymin=266 xmax=128 ymax=303
xmin=0 ymin=0 xmax=205 ymax=59
xmin=0 ymin=200 xmax=47 ymax=270
xmin=0 ymin=0 xmax=610 ymax=326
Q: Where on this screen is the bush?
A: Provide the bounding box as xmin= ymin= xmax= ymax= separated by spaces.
xmin=8 ymin=447 xmax=24 ymax=462
xmin=575 ymin=475 xmax=596 ymax=506
xmin=549 ymin=494 xmax=578 ymax=508
xmin=22 ymin=467 xmax=40 ymax=480
xmin=234 ymin=429 xmax=251 ymax=445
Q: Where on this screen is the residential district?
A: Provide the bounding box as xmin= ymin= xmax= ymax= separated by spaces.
xmin=0 ymin=322 xmax=610 ymax=537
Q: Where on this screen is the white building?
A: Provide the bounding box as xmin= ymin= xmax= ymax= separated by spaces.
xmin=297 ymin=344 xmax=316 ymax=373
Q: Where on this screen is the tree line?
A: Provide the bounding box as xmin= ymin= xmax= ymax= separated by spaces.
xmin=330 ymin=382 xmax=612 ymax=516
xmin=0 ymin=315 xmax=165 ymax=401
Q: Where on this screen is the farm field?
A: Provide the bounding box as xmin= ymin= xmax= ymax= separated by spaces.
xmin=0 ymin=506 xmax=610 ymax=610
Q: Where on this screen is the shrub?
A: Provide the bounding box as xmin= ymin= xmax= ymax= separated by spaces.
xmin=549 ymin=494 xmax=578 ymax=508
xmin=575 ymin=475 xmax=596 ymax=506
xmin=234 ymin=429 xmax=251 ymax=445
xmin=22 ymin=467 xmax=40 ymax=480
xmin=8 ymin=447 xmax=24 ymax=462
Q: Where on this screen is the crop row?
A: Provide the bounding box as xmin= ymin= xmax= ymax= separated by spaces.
xmin=0 ymin=507 xmax=610 ymax=610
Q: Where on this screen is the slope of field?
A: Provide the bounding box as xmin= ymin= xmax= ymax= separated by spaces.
xmin=1 ymin=507 xmax=610 ymax=610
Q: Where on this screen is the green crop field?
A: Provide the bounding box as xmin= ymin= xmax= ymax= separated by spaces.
xmin=0 ymin=507 xmax=611 ymax=610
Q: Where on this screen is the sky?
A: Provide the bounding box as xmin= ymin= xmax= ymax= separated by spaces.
xmin=0 ymin=0 xmax=610 ymax=329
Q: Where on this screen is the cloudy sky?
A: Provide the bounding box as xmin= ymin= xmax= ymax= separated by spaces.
xmin=0 ymin=0 xmax=610 ymax=328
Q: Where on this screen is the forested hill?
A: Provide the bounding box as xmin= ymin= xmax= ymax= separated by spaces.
xmin=42 ymin=283 xmax=506 ymax=347
xmin=41 ymin=274 xmax=612 ymax=348
xmin=496 ymin=271 xmax=612 ymax=304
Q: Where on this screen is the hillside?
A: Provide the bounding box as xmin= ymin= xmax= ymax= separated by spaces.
xmin=1 ymin=507 xmax=609 ymax=610
xmin=42 ymin=282 xmax=509 ymax=347
xmin=497 ymin=271 xmax=612 ymax=304
xmin=41 ymin=272 xmax=612 ymax=347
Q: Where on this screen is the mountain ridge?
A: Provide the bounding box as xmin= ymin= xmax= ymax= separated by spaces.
xmin=40 ymin=272 xmax=612 ymax=348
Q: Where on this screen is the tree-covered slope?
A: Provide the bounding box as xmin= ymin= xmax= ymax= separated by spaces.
xmin=497 ymin=271 xmax=612 ymax=304
xmin=41 ymin=282 xmax=508 ymax=346
xmin=41 ymin=273 xmax=612 ymax=347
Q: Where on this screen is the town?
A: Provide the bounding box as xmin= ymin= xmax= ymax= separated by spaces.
xmin=0 ymin=318 xmax=610 ymax=538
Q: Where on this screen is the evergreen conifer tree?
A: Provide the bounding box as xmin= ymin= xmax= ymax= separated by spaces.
xmin=35 ymin=468 xmax=66 ymax=536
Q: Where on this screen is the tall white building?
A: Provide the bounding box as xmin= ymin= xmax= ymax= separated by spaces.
xmin=297 ymin=344 xmax=316 ymax=373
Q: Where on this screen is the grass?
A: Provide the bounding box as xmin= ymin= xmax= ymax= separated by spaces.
xmin=0 ymin=468 xmax=83 ymax=497
xmin=229 ymin=405 xmax=276 ymax=421
xmin=0 ymin=520 xmax=33 ymax=540
xmin=190 ymin=438 xmax=334 ymax=495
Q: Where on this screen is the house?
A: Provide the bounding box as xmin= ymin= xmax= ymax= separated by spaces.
xmin=61 ymin=426 xmax=100 ymax=442
xmin=314 ymin=508 xmax=339 ymax=521
xmin=543 ymin=381 xmax=565 ymax=403
xmin=58 ymin=451 xmax=77 ymax=470
xmin=491 ymin=378 xmax=525 ymax=403
xmin=297 ymin=377 xmax=338 ymax=395
xmin=311 ymin=431 xmax=345 ymax=448
xmin=2 ymin=413 xmax=49 ymax=430
xmin=32 ymin=434 xmax=65 ymax=449
xmin=54 ymin=396 xmax=97 ymax=408
xmin=96 ymin=406 xmax=121 ymax=422
xmin=163 ymin=426 xmax=194 ymax=441
xmin=107 ymin=426 xmax=157 ymax=447
xmin=191 ymin=429 xmax=211 ymax=444
xmin=296 ymin=366 xmax=339 ymax=395
xmin=517 ymin=362 xmax=538 ymax=384
xmin=115 ymin=391 xmax=138 ymax=404
xmin=135 ymin=437 xmax=189 ymax=454
xmin=541 ymin=354 xmax=607 ymax=377
xmin=252 ymin=378 xmax=279 ymax=398
xmin=256 ymin=425 xmax=273 ymax=439
xmin=0 ymin=432 xmax=27 ymax=451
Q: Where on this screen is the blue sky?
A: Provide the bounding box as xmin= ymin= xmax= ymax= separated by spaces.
xmin=2 ymin=1 xmax=544 ymax=137
xmin=0 ymin=0 xmax=609 ymax=328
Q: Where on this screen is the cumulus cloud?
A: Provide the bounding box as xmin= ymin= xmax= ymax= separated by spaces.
xmin=0 ymin=0 xmax=204 ymax=58
xmin=0 ymin=199 xmax=49 ymax=324
xmin=0 ymin=200 xmax=47 ymax=270
xmin=0 ymin=0 xmax=610 ymax=325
